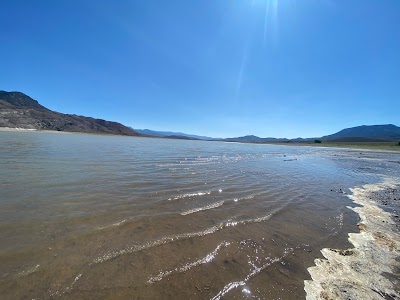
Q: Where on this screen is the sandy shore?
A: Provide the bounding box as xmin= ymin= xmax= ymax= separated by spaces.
xmin=0 ymin=127 xmax=75 ymax=134
xmin=304 ymin=179 xmax=400 ymax=299
xmin=0 ymin=127 xmax=128 ymax=136
xmin=262 ymin=141 xmax=400 ymax=153
xmin=0 ymin=127 xmax=38 ymax=132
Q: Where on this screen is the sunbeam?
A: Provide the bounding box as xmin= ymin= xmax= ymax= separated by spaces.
xmin=263 ymin=0 xmax=279 ymax=46
xmin=236 ymin=43 xmax=249 ymax=98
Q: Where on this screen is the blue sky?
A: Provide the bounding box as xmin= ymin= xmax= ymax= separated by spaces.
xmin=1 ymin=0 xmax=399 ymax=138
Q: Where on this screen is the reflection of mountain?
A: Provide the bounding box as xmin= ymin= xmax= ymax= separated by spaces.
xmin=0 ymin=91 xmax=140 ymax=136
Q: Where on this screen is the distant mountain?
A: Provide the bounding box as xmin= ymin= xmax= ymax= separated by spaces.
xmin=2 ymin=92 xmax=397 ymax=143
xmin=134 ymin=129 xmax=218 ymax=140
xmin=0 ymin=91 xmax=141 ymax=136
xmin=163 ymin=135 xmax=200 ymax=140
xmin=224 ymin=135 xmax=264 ymax=143
xmin=321 ymin=124 xmax=400 ymax=141
xmin=224 ymin=125 xmax=400 ymax=144
xmin=224 ymin=135 xmax=285 ymax=143
xmin=223 ymin=135 xmax=315 ymax=143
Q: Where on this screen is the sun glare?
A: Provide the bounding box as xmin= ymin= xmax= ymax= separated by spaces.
xmin=262 ymin=0 xmax=279 ymax=44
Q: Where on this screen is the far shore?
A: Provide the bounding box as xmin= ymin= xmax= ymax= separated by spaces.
xmin=1 ymin=127 xmax=399 ymax=152
xmin=262 ymin=141 xmax=400 ymax=152
xmin=0 ymin=127 xmax=75 ymax=134
xmin=0 ymin=127 xmax=142 ymax=137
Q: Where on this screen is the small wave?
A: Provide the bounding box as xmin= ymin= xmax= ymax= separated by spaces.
xmin=49 ymin=273 xmax=82 ymax=297
xmin=181 ymin=201 xmax=225 ymax=215
xmin=210 ymin=247 xmax=293 ymax=300
xmin=180 ymin=192 xmax=261 ymax=215
xmin=148 ymin=241 xmax=230 ymax=283
xmin=157 ymin=162 xmax=217 ymax=167
xmin=96 ymin=218 xmax=132 ymax=230
xmin=168 ymin=191 xmax=211 ymax=201
xmin=17 ymin=264 xmax=40 ymax=277
xmin=232 ymin=192 xmax=260 ymax=202
xmin=65 ymin=273 xmax=82 ymax=292
xmin=92 ymin=226 xmax=221 ymax=264
xmin=168 ymin=167 xmax=191 ymax=171
xmin=92 ymin=213 xmax=276 ymax=264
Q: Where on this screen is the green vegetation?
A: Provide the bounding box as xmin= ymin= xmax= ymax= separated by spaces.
xmin=314 ymin=140 xmax=322 ymax=143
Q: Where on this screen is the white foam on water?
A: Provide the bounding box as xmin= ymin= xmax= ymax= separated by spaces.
xmin=97 ymin=218 xmax=131 ymax=230
xmin=168 ymin=191 xmax=211 ymax=201
xmin=17 ymin=264 xmax=40 ymax=277
xmin=49 ymin=273 xmax=83 ymax=297
xmin=304 ymin=178 xmax=400 ymax=299
xmin=92 ymin=226 xmax=222 ymax=264
xmin=148 ymin=241 xmax=230 ymax=283
xmin=181 ymin=201 xmax=225 ymax=215
xmin=92 ymin=213 xmax=275 ymax=264
xmin=168 ymin=167 xmax=191 ymax=171
xmin=210 ymin=247 xmax=293 ymax=300
xmin=180 ymin=192 xmax=262 ymax=216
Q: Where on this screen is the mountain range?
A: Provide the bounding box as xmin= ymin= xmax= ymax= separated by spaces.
xmin=133 ymin=129 xmax=219 ymax=140
xmin=321 ymin=124 xmax=400 ymax=141
xmin=0 ymin=91 xmax=140 ymax=136
xmin=1 ymin=90 xmax=399 ymax=142
xmin=222 ymin=125 xmax=400 ymax=143
xmin=134 ymin=126 xmax=400 ymax=143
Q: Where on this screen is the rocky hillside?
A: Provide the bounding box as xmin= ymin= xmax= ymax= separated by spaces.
xmin=0 ymin=91 xmax=140 ymax=136
xmin=321 ymin=124 xmax=400 ymax=141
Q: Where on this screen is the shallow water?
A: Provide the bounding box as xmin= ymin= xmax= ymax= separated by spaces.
xmin=0 ymin=132 xmax=399 ymax=299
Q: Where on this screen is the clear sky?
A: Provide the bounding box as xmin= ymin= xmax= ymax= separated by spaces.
xmin=1 ymin=0 xmax=399 ymax=138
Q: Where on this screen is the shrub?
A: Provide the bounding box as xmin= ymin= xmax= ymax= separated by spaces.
xmin=314 ymin=140 xmax=322 ymax=144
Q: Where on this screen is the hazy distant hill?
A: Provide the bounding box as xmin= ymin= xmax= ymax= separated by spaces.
xmin=321 ymin=124 xmax=400 ymax=141
xmin=3 ymin=92 xmax=397 ymax=142
xmin=224 ymin=135 xmax=282 ymax=143
xmin=223 ymin=125 xmax=400 ymax=143
xmin=223 ymin=135 xmax=315 ymax=143
xmin=134 ymin=129 xmax=218 ymax=140
xmin=0 ymin=91 xmax=140 ymax=136
xmin=162 ymin=135 xmax=200 ymax=140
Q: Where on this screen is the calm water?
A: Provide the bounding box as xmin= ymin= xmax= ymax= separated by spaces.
xmin=0 ymin=132 xmax=399 ymax=299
